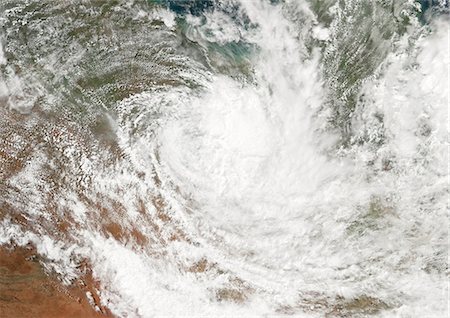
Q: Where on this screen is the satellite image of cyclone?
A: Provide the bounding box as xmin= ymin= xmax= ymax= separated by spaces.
xmin=0 ymin=0 xmax=448 ymax=317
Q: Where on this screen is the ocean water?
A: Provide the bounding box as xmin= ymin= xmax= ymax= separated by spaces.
xmin=0 ymin=0 xmax=448 ymax=317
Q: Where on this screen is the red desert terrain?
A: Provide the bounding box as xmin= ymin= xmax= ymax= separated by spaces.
xmin=0 ymin=245 xmax=113 ymax=318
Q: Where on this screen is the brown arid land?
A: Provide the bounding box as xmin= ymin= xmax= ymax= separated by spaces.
xmin=0 ymin=245 xmax=114 ymax=318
